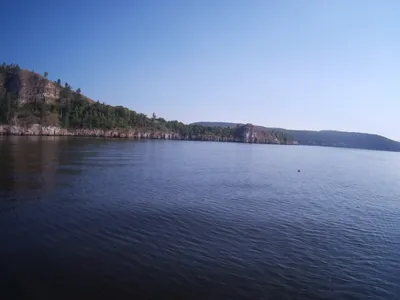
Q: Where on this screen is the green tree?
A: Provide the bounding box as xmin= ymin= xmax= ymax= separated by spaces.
xmin=44 ymin=72 xmax=48 ymax=78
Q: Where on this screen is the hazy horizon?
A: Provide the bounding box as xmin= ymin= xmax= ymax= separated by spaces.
xmin=1 ymin=0 xmax=399 ymax=140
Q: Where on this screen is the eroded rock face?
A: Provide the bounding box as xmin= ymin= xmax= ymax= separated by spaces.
xmin=3 ymin=70 xmax=60 ymax=105
xmin=0 ymin=125 xmax=234 ymax=142
xmin=0 ymin=125 xmax=184 ymax=140
xmin=234 ymin=124 xmax=257 ymax=143
xmin=232 ymin=124 xmax=292 ymax=144
xmin=2 ymin=69 xmax=94 ymax=105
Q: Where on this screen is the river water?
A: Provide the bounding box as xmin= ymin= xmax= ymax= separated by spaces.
xmin=0 ymin=136 xmax=399 ymax=299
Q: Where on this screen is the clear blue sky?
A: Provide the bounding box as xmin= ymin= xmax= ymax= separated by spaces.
xmin=1 ymin=0 xmax=399 ymax=139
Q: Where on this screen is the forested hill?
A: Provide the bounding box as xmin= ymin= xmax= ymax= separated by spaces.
xmin=0 ymin=63 xmax=294 ymax=144
xmin=193 ymin=122 xmax=400 ymax=152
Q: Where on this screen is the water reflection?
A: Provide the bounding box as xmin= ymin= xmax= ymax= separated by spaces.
xmin=0 ymin=137 xmax=15 ymax=192
xmin=0 ymin=136 xmax=139 ymax=202
xmin=0 ymin=136 xmax=82 ymax=199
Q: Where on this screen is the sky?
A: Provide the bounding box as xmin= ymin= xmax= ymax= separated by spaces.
xmin=1 ymin=0 xmax=400 ymax=139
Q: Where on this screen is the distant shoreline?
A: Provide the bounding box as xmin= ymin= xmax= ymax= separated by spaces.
xmin=2 ymin=126 xmax=399 ymax=153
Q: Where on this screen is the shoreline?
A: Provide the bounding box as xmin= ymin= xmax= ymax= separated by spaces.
xmin=0 ymin=124 xmax=183 ymax=140
xmin=0 ymin=124 xmax=293 ymax=144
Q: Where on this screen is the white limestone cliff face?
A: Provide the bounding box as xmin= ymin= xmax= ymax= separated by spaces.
xmin=0 ymin=125 xmax=182 ymax=139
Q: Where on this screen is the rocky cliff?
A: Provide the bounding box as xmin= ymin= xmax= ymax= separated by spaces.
xmin=0 ymin=68 xmax=93 ymax=105
xmin=0 ymin=125 xmax=182 ymax=139
xmin=2 ymin=70 xmax=60 ymax=104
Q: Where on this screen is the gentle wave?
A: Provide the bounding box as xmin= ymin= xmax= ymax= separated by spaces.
xmin=0 ymin=137 xmax=400 ymax=299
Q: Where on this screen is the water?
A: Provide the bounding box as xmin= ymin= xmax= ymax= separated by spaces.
xmin=0 ymin=136 xmax=399 ymax=299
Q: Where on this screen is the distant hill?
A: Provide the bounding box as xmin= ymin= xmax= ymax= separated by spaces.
xmin=193 ymin=122 xmax=400 ymax=152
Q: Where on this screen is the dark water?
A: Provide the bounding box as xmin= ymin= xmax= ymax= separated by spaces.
xmin=1 ymin=136 xmax=399 ymax=300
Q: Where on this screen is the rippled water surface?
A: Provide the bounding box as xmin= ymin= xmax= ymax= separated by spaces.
xmin=1 ymin=136 xmax=400 ymax=299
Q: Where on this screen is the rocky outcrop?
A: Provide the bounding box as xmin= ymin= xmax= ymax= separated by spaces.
xmin=1 ymin=70 xmax=59 ymax=104
xmin=0 ymin=125 xmax=183 ymax=139
xmin=235 ymin=123 xmax=257 ymax=143
xmin=233 ymin=123 xmax=292 ymax=144
xmin=1 ymin=69 xmax=93 ymax=105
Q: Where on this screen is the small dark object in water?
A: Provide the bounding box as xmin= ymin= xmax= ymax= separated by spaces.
xmin=297 ymin=169 xmax=301 ymax=172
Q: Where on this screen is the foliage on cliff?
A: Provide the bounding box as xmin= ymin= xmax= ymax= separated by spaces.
xmin=0 ymin=63 xmax=294 ymax=143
